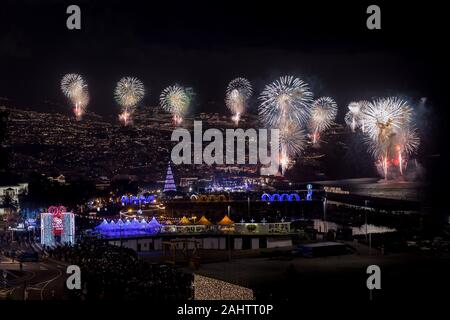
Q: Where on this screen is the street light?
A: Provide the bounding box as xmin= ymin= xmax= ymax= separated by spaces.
xmin=323 ymin=196 xmax=327 ymax=234
xmin=364 ymin=200 xmax=369 ymax=243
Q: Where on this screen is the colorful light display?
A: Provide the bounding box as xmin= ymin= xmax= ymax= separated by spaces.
xmin=61 ymin=212 xmax=75 ymax=244
xmin=261 ymin=193 xmax=301 ymax=202
xmin=40 ymin=206 xmax=75 ymax=246
xmin=41 ymin=212 xmax=55 ymax=246
xmin=95 ymin=217 xmax=162 ymax=238
xmin=163 ymin=162 xmax=177 ymax=192
xmin=306 ymin=184 xmax=313 ymax=201
xmin=261 ymin=186 xmax=313 ymax=202
xmin=120 ymin=195 xmax=156 ymax=205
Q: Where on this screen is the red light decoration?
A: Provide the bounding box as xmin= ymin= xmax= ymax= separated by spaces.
xmin=48 ymin=206 xmax=67 ymax=236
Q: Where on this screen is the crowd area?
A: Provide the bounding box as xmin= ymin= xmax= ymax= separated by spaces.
xmin=46 ymin=240 xmax=193 ymax=300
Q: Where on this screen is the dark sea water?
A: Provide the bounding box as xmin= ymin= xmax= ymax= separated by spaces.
xmin=316 ymin=178 xmax=427 ymax=202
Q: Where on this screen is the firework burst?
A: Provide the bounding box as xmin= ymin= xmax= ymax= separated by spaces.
xmin=309 ymin=96 xmax=337 ymax=144
xmin=345 ymin=100 xmax=370 ymax=132
xmin=362 ymin=97 xmax=418 ymax=179
xmin=363 ymin=97 xmax=412 ymax=144
xmin=278 ymin=121 xmax=307 ymax=175
xmin=225 ymin=77 xmax=253 ymax=125
xmin=114 ymin=77 xmax=145 ymax=125
xmin=280 ymin=121 xmax=307 ymax=157
xmin=395 ymin=127 xmax=420 ymax=175
xmin=115 ymin=77 xmax=145 ymax=108
xmin=160 ymin=85 xmax=192 ymax=125
xmin=396 ymin=127 xmax=420 ymax=156
xmin=61 ymin=73 xmax=89 ymax=120
xmin=258 ymin=76 xmax=313 ymax=128
xmin=61 ymin=74 xmax=86 ymax=99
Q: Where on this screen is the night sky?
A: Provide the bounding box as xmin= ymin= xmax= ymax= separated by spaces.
xmin=0 ymin=1 xmax=448 ymax=147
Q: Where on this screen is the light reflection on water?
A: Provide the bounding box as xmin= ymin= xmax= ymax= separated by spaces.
xmin=317 ymin=178 xmax=427 ymax=202
xmin=312 ymin=219 xmax=396 ymax=235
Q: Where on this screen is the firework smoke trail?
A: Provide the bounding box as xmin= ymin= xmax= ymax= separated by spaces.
xmin=114 ymin=77 xmax=145 ymax=125
xmin=118 ymin=108 xmax=133 ymax=126
xmin=280 ymin=149 xmax=289 ymax=176
xmin=279 ymin=121 xmax=307 ymax=175
xmin=395 ymin=127 xmax=420 ymax=175
xmin=160 ymin=85 xmax=192 ymax=125
xmin=259 ymin=76 xmax=313 ymax=128
xmin=61 ymin=73 xmax=89 ymax=120
xmin=225 ymin=77 xmax=253 ymax=125
xmin=359 ymin=100 xmax=370 ymax=132
xmin=382 ymin=153 xmax=388 ymax=179
xmin=73 ymin=90 xmax=90 ymax=120
xmin=309 ymin=97 xmax=337 ymax=144
xmin=345 ymin=101 xmax=369 ymax=132
xmin=346 ymin=102 xmax=360 ymax=132
xmin=362 ymin=97 xmax=418 ymax=179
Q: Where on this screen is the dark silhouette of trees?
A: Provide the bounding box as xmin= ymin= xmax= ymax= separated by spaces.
xmin=20 ymin=172 xmax=96 ymax=211
xmin=0 ymin=109 xmax=9 ymax=172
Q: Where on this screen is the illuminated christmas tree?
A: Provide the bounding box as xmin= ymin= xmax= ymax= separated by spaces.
xmin=163 ymin=162 xmax=177 ymax=192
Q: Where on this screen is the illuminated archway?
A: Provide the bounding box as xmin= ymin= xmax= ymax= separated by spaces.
xmin=271 ymin=194 xmax=281 ymax=202
xmin=289 ymin=193 xmax=301 ymax=201
xmin=261 ymin=193 xmax=301 ymax=202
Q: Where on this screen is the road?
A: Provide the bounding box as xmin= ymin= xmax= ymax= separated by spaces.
xmin=1 ymin=244 xmax=68 ymax=300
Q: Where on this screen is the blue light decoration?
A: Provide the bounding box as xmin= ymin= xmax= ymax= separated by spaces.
xmin=25 ymin=218 xmax=37 ymax=231
xmin=95 ymin=217 xmax=162 ymax=238
xmin=121 ymin=195 xmax=155 ymax=206
xmin=261 ymin=193 xmax=301 ymax=202
xmin=290 ymin=193 xmax=301 ymax=201
xmin=306 ymin=184 xmax=313 ymax=201
xmin=261 ymin=194 xmax=271 ymax=202
xmin=20 ymin=208 xmax=39 ymax=219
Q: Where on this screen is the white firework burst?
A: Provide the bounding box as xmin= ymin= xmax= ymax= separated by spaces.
xmin=345 ymin=100 xmax=370 ymax=132
xmin=396 ymin=127 xmax=420 ymax=156
xmin=61 ymin=73 xmax=86 ymax=99
xmin=258 ymin=76 xmax=313 ymax=128
xmin=226 ymin=77 xmax=253 ymax=99
xmin=362 ymin=96 xmax=418 ymax=179
xmin=160 ymin=85 xmax=191 ymax=124
xmin=363 ymin=97 xmax=412 ymax=144
xmin=280 ymin=121 xmax=307 ymax=158
xmin=225 ymin=77 xmax=253 ymax=125
xmin=61 ymin=73 xmax=89 ymax=120
xmin=114 ymin=77 xmax=145 ymax=108
xmin=309 ymin=96 xmax=337 ymax=143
